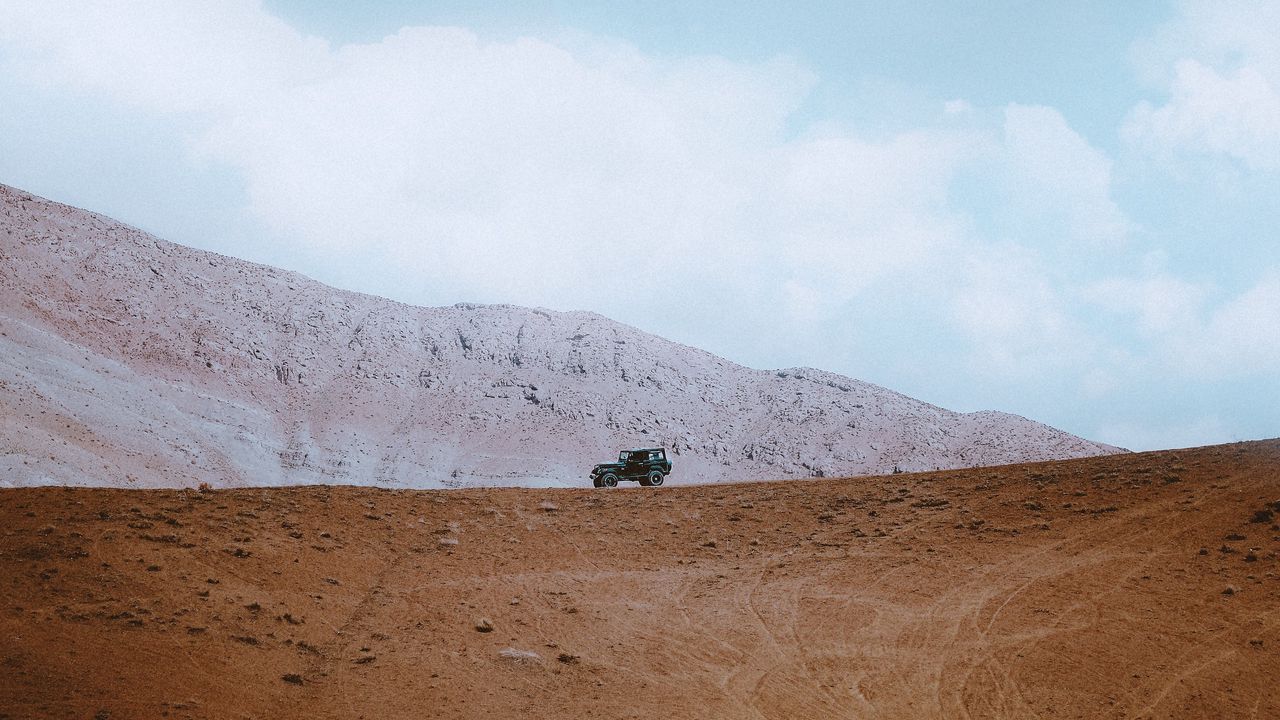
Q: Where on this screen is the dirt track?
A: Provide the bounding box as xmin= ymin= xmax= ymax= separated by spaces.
xmin=3 ymin=440 xmax=1279 ymax=719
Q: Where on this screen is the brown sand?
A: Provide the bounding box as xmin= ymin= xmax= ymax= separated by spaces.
xmin=2 ymin=440 xmax=1278 ymax=719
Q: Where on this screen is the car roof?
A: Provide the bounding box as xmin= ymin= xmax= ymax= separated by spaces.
xmin=626 ymin=447 xmax=665 ymax=452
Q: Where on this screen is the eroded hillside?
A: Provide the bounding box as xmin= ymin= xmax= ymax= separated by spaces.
xmin=1 ymin=183 xmax=1119 ymax=489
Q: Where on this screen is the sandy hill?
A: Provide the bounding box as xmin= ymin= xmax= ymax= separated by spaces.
xmin=1 ymin=183 xmax=1119 ymax=488
xmin=1 ymin=440 xmax=1277 ymax=718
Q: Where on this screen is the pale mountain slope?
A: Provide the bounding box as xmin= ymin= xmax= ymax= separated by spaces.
xmin=0 ymin=184 xmax=1121 ymax=488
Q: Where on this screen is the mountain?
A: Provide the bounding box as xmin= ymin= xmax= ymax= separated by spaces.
xmin=0 ymin=183 xmax=1121 ymax=488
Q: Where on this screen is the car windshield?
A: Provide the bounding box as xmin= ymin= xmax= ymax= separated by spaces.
xmin=618 ymin=451 xmax=630 ymax=462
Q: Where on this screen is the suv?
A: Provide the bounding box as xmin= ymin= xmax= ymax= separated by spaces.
xmin=590 ymin=448 xmax=672 ymax=488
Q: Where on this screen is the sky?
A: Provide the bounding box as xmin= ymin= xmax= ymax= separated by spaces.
xmin=1 ymin=0 xmax=1277 ymax=451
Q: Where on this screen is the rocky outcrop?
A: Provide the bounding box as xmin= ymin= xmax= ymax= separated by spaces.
xmin=0 ymin=184 xmax=1122 ymax=488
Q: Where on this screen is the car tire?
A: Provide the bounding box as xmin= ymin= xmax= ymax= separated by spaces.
xmin=601 ymin=473 xmax=618 ymax=488
xmin=592 ymin=477 xmax=602 ymax=488
xmin=646 ymin=470 xmax=664 ymax=487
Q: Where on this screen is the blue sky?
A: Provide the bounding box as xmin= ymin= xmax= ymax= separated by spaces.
xmin=1 ymin=1 xmax=1277 ymax=450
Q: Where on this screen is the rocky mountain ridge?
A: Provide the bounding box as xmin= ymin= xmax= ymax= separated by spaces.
xmin=0 ymin=183 xmax=1122 ymax=488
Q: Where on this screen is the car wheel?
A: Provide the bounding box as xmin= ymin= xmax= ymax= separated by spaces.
xmin=601 ymin=473 xmax=618 ymax=488
xmin=592 ymin=477 xmax=602 ymax=488
xmin=646 ymin=470 xmax=664 ymax=487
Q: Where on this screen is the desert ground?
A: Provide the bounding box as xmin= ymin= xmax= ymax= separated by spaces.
xmin=2 ymin=440 xmax=1278 ymax=719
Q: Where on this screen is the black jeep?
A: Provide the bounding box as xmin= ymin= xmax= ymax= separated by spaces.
xmin=590 ymin=448 xmax=672 ymax=488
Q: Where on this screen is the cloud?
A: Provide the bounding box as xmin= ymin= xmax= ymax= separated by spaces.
xmin=769 ymin=129 xmax=977 ymax=302
xmin=193 ymin=26 xmax=819 ymax=301
xmin=1199 ymin=272 xmax=1280 ymax=373
xmin=0 ymin=0 xmax=993 ymax=323
xmin=949 ymin=245 xmax=1097 ymax=379
xmin=0 ymin=0 xmax=330 ymax=112
xmin=1083 ymin=271 xmax=1207 ymax=338
xmin=1000 ymin=104 xmax=1129 ymax=248
xmin=1125 ymin=60 xmax=1280 ymax=171
xmin=1084 ymin=269 xmax=1280 ymax=377
xmin=1125 ymin=0 xmax=1280 ymax=171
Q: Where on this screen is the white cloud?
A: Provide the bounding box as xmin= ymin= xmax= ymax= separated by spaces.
xmin=770 ymin=129 xmax=977 ymax=303
xmin=781 ymin=280 xmax=823 ymax=326
xmin=196 ymin=26 xmax=819 ymax=301
xmin=0 ymin=0 xmax=991 ymax=323
xmin=1001 ymin=104 xmax=1129 ymax=248
xmin=1125 ymin=60 xmax=1280 ymax=171
xmin=1084 ymin=269 xmax=1280 ymax=377
xmin=1125 ymin=0 xmax=1280 ymax=171
xmin=1200 ymin=272 xmax=1280 ymax=372
xmin=950 ymin=245 xmax=1096 ymax=378
xmin=1131 ymin=0 xmax=1280 ymax=84
xmin=0 ymin=0 xmax=330 ymax=112
xmin=1083 ymin=272 xmax=1207 ymax=338
xmin=933 ymin=107 xmax=1129 ymax=382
